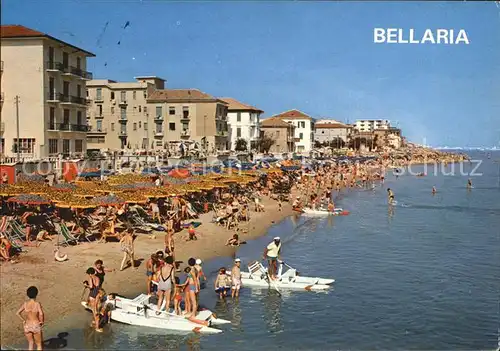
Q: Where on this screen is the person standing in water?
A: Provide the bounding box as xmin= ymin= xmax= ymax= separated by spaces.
xmin=387 ymin=188 xmax=395 ymax=204
xmin=156 ymin=256 xmax=175 ymax=314
xmin=231 ymin=258 xmax=242 ymax=298
xmin=16 ymin=286 xmax=45 ymax=350
xmin=432 ymin=186 xmax=437 ymax=195
xmin=467 ymin=178 xmax=472 ymax=189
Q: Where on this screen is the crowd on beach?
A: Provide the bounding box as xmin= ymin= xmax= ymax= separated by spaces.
xmin=6 ymin=147 xmax=471 ymax=349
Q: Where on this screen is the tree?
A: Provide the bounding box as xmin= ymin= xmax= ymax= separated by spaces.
xmin=329 ymin=137 xmax=345 ymax=149
xmin=259 ymin=134 xmax=275 ymax=153
xmin=235 ymin=138 xmax=248 ymax=152
xmin=314 ymin=140 xmax=322 ymax=149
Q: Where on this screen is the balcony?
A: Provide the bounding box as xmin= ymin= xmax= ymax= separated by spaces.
xmin=62 ymin=66 xmax=93 ymax=80
xmin=216 ymin=130 xmax=228 ymax=137
xmin=94 ymin=96 xmax=104 ymax=103
xmin=154 ymin=115 xmax=163 ymax=121
xmin=46 ymin=61 xmax=64 ymax=72
xmin=119 ymin=130 xmax=128 ymax=137
xmin=47 ymin=91 xmax=63 ymax=102
xmin=180 ymin=130 xmax=191 ymax=137
xmin=60 ymin=94 xmax=86 ymax=105
xmin=154 ymin=131 xmax=164 ymax=137
xmin=50 ymin=123 xmax=89 ymax=132
xmin=119 ymin=116 xmax=128 ymax=123
xmin=87 ymin=127 xmax=107 ymax=134
xmin=180 ymin=114 xmax=190 ymax=122
xmin=118 ymin=99 xmax=127 ymax=106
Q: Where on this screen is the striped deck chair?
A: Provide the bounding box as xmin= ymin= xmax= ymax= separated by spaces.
xmin=0 ymin=216 xmax=10 ymax=235
xmin=57 ymin=222 xmax=79 ymax=246
xmin=9 ymin=219 xmax=28 ymax=241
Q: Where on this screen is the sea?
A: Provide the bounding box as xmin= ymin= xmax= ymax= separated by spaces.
xmin=14 ymin=151 xmax=500 ymax=350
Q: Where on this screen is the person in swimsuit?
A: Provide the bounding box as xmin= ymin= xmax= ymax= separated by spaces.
xmin=119 ymin=229 xmax=135 ymax=271
xmin=156 ymin=256 xmax=175 ymax=315
xmin=214 ymin=268 xmax=231 ymax=299
xmin=387 ymin=188 xmax=395 ymax=204
xmin=93 ymin=288 xmax=106 ymax=333
xmin=84 ymin=267 xmax=101 ymax=313
xmin=145 ymin=254 xmax=158 ymax=295
xmin=231 ymin=258 xmax=242 ymax=298
xmin=173 ymin=277 xmax=183 ymax=315
xmin=183 ymin=266 xmax=198 ymax=317
xmin=16 ymin=286 xmax=44 ymax=350
xmin=226 ymin=233 xmax=241 ymax=246
xmin=0 ymin=234 xmax=15 ymax=263
xmin=94 ymin=259 xmax=115 ymax=288
xmin=432 ymin=186 xmax=437 ymax=195
xmin=194 ymin=259 xmax=207 ymax=289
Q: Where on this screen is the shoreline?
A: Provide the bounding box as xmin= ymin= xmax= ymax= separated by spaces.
xmin=0 ymin=196 xmax=293 ymax=347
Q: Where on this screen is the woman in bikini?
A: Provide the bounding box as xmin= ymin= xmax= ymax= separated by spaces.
xmin=184 ymin=266 xmax=199 ymax=318
xmin=119 ymin=229 xmax=135 ymax=271
xmin=16 ymin=286 xmax=44 ymax=350
xmin=156 ymin=256 xmax=175 ymax=314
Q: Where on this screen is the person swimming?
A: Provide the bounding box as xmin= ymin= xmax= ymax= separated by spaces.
xmin=432 ymin=186 xmax=437 ymax=195
xmin=467 ymin=179 xmax=472 ymax=189
xmin=387 ymin=188 xmax=395 ymax=204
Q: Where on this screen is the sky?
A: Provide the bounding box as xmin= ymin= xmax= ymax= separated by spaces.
xmin=2 ymin=0 xmax=500 ymax=147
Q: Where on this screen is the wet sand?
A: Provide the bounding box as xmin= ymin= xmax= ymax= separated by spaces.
xmin=0 ymin=197 xmax=293 ymax=347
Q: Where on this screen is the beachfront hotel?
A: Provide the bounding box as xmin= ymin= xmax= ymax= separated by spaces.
xmin=354 ymin=119 xmax=391 ymax=132
xmin=260 ymin=117 xmax=296 ymax=153
xmin=219 ymin=97 xmax=263 ymax=151
xmin=0 ymin=25 xmax=94 ymax=160
xmin=146 ymin=89 xmax=229 ymax=153
xmin=314 ymin=120 xmax=352 ymax=146
xmin=86 ymin=77 xmax=166 ymax=152
xmin=269 ymin=109 xmax=315 ymax=153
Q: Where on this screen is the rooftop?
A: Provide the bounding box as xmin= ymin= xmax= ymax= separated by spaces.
xmin=219 ymin=97 xmax=263 ymax=112
xmin=270 ymin=109 xmax=313 ymax=120
xmin=315 ymin=122 xmax=350 ymax=129
xmin=134 ymin=76 xmax=167 ymax=82
xmin=261 ymin=117 xmax=294 ymax=128
xmin=0 ymin=24 xmax=95 ymax=57
xmin=147 ymin=89 xmax=225 ymax=103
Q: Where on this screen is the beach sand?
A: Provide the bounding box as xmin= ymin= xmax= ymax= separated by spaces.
xmin=0 ymin=197 xmax=293 ymax=347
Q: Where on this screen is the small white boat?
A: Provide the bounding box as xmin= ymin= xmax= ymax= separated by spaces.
xmin=240 ymin=261 xmax=334 ymax=291
xmin=82 ymin=294 xmax=230 ymax=334
xmin=302 ymin=207 xmax=349 ymax=216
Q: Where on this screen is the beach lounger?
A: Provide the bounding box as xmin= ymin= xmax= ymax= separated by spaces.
xmin=58 ymin=222 xmax=80 ymax=246
xmin=8 ymin=220 xmax=28 ymax=241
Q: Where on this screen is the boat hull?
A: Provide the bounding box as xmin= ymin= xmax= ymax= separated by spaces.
xmin=302 ymin=208 xmax=349 ymax=216
xmin=240 ymin=272 xmax=334 ymax=291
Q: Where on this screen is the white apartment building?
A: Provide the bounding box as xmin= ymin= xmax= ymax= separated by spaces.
xmin=86 ymin=76 xmax=165 ymax=151
xmin=220 ymin=97 xmax=263 ymax=151
xmin=0 ymin=25 xmax=94 ymax=160
xmin=354 ymin=119 xmax=390 ymax=132
xmin=271 ymin=109 xmax=314 ymax=153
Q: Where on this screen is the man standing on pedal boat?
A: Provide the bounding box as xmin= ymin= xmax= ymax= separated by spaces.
xmin=263 ymin=237 xmax=282 ymax=280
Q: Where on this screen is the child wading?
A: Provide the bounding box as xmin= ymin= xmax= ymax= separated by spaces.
xmin=214 ymin=267 xmax=231 ymax=299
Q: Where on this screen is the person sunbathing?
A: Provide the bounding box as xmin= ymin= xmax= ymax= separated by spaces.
xmin=226 ymin=234 xmax=241 ymax=247
xmin=0 ymin=234 xmax=16 ymax=263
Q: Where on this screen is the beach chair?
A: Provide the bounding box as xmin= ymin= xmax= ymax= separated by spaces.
xmin=58 ymin=222 xmax=79 ymax=246
xmin=9 ymin=219 xmax=28 ymax=241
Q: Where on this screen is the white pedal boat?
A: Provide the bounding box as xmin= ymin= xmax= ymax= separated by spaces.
xmin=82 ymin=293 xmax=230 ymax=334
xmin=302 ymin=207 xmax=350 ymax=216
xmin=240 ymin=261 xmax=334 ymax=291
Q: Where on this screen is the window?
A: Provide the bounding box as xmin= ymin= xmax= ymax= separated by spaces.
xmin=120 ymin=107 xmax=127 ymax=119
xmin=133 ymin=91 xmax=136 ymax=100
xmin=62 ymin=52 xmax=69 ymax=68
xmin=156 ymin=106 xmax=162 ymax=117
xmin=62 ymin=139 xmax=70 ymax=154
xmin=77 ymin=111 xmax=82 ymax=126
xmin=109 ymin=91 xmax=114 ymax=100
xmin=96 ymin=88 xmax=102 ymax=100
xmin=299 ymin=132 xmax=303 ymax=140
xmin=169 ymin=123 xmax=175 ymax=131
xmin=120 ymin=124 xmax=126 ymax=133
xmin=156 ymin=141 xmax=163 ymax=147
xmin=169 ymin=106 xmax=175 ymax=115
xmin=13 ymin=138 xmax=36 ymax=154
xmin=49 ymin=139 xmax=58 ymax=154
xmin=49 ymin=108 xmax=55 ymax=129
xmin=63 ymin=81 xmax=70 ymax=96
xmin=111 ymin=106 xmax=115 ymax=114
xmin=96 ymin=120 xmax=102 ymax=131
xmin=156 ymin=123 xmax=162 ymax=133
xmin=139 ymin=121 xmax=142 ymax=128
xmin=236 ymin=112 xmax=241 ymax=122
xmin=75 ymin=140 xmax=83 ymax=153
xmin=182 ymin=123 xmax=189 ymax=131
xmin=144 ymin=122 xmax=148 ymax=131
xmin=48 ymin=47 xmax=54 ymax=63
xmin=76 ymin=57 xmax=81 ymax=69
xmin=88 ymin=137 xmax=105 ymax=144
xmin=63 ymin=109 xmax=70 ymax=125
xmin=144 ymin=106 xmax=148 ymax=113
xmin=120 ymin=91 xmax=126 ymax=101
xmin=133 ymin=123 xmax=137 ymax=131
xmin=276 ymin=131 xmax=280 ymax=138
xmin=237 ymin=128 xmax=241 ymax=138
xmin=111 ymin=123 xmax=115 ymax=131
xmin=77 ymin=84 xmax=82 ymax=97
xmin=182 ymin=106 xmax=189 ymax=118
xmin=143 ymin=91 xmax=147 ymax=99
xmin=139 ymin=106 xmax=142 ymax=113
xmin=98 ymin=105 xmax=103 ymax=116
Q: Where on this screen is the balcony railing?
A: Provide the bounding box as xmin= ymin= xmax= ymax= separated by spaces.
xmin=46 ymin=61 xmax=64 ymax=71
xmin=180 ymin=115 xmax=190 ymax=121
xmin=119 ymin=130 xmax=128 ymax=136
xmin=62 ymin=66 xmax=93 ymax=80
xmin=216 ymin=130 xmax=228 ymax=137
xmin=54 ymin=123 xmax=89 ymax=132
xmin=87 ymin=127 xmax=107 ymax=133
xmin=154 ymin=115 xmax=163 ymax=121
xmin=119 ymin=99 xmax=127 ymax=106
xmin=47 ymin=91 xmax=64 ymax=101
xmin=181 ymin=130 xmax=191 ymax=137
xmin=60 ymin=94 xmax=86 ymax=105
